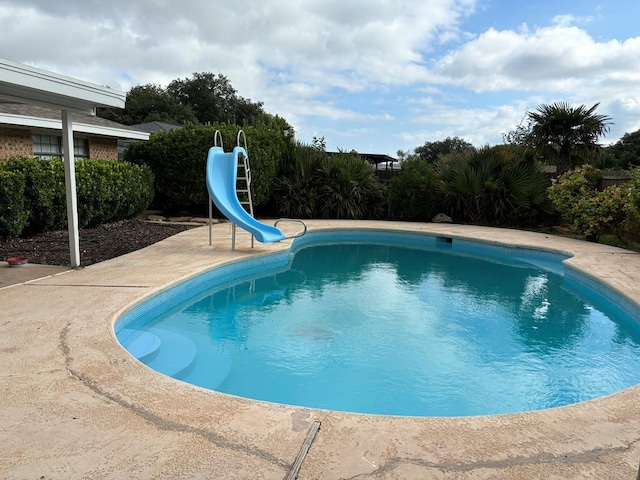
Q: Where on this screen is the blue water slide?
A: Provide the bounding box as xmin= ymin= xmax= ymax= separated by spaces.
xmin=206 ymin=146 xmax=286 ymax=243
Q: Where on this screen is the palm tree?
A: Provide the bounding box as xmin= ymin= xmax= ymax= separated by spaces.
xmin=527 ymin=102 xmax=612 ymax=175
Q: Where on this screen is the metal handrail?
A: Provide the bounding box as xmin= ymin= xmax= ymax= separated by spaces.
xmin=237 ymin=129 xmax=248 ymax=152
xmin=274 ymin=218 xmax=307 ymax=239
xmin=237 ymin=129 xmax=251 ymax=186
xmin=214 ymin=130 xmax=224 ymax=149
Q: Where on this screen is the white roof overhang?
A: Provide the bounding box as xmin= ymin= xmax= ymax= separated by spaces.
xmin=0 ymin=58 xmax=132 ymax=267
xmin=0 ymin=58 xmax=125 ymax=113
xmin=0 ymin=112 xmax=149 ymax=140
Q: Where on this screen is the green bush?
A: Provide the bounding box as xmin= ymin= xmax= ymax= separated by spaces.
xmin=388 ymin=158 xmax=436 ymax=221
xmin=625 ymin=168 xmax=640 ymax=235
xmin=548 ymin=165 xmax=630 ymax=241
xmin=5 ymin=157 xmax=66 ymax=233
xmin=0 ymin=168 xmax=28 ymax=240
xmin=317 ymin=153 xmax=385 ymax=219
xmin=4 ymin=157 xmax=154 ymax=234
xmin=75 ymin=160 xmax=155 ymax=227
xmin=275 ymin=144 xmax=385 ymax=219
xmin=274 ymin=145 xmax=322 ymax=218
xmin=435 ymin=145 xmax=552 ymax=225
xmin=125 ymin=123 xmax=286 ymax=213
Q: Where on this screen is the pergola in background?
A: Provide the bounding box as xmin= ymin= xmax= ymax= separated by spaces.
xmin=0 ymin=58 xmax=127 ymax=267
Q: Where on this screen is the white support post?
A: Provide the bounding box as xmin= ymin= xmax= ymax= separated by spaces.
xmin=61 ymin=110 xmax=80 ymax=267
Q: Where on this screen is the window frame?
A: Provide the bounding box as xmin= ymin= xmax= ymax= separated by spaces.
xmin=33 ymin=133 xmax=89 ymax=159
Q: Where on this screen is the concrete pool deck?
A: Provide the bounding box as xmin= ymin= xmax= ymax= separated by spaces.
xmin=1 ymin=220 xmax=639 ymax=479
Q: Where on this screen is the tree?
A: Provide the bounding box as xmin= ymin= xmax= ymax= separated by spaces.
xmin=526 ymin=102 xmax=612 ymax=175
xmin=603 ymin=129 xmax=640 ymax=169
xmin=166 ymin=72 xmax=264 ymax=126
xmin=98 ymin=73 xmax=277 ymax=128
xmin=414 ymin=137 xmax=473 ymax=164
xmin=97 ymin=84 xmax=197 ymax=125
xmin=502 ymin=117 xmax=534 ymax=148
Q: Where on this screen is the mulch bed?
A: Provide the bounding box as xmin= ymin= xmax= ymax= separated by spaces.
xmin=0 ymin=219 xmax=199 ymax=267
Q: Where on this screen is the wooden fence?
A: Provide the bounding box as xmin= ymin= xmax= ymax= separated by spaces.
xmin=601 ymin=171 xmax=631 ymax=189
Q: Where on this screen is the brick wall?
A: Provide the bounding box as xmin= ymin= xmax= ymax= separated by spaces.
xmin=0 ymin=129 xmax=120 ymax=162
xmin=89 ymin=137 xmax=118 ymax=160
xmin=0 ymin=128 xmax=32 ymax=162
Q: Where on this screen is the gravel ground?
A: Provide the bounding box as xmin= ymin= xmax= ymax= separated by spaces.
xmin=0 ymin=219 xmax=200 ymax=267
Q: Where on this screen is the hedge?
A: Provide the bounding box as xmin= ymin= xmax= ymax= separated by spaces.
xmin=0 ymin=168 xmax=28 ymax=240
xmin=5 ymin=157 xmax=67 ymax=234
xmin=1 ymin=158 xmax=154 ymax=238
xmin=75 ymin=160 xmax=155 ymax=227
xmin=124 ymin=123 xmax=287 ymax=213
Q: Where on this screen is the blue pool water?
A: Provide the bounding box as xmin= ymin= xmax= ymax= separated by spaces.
xmin=116 ymin=231 xmax=640 ymax=416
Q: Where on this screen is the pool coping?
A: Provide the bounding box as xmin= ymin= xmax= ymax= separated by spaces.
xmin=1 ymin=220 xmax=639 ymax=479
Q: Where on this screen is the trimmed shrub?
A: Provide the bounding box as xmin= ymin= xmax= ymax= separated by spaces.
xmin=0 ymin=168 xmax=28 ymax=240
xmin=4 ymin=157 xmax=154 ymax=234
xmin=125 ymin=123 xmax=286 ymax=213
xmin=388 ymin=158 xmax=436 ymax=221
xmin=75 ymin=160 xmax=155 ymax=227
xmin=5 ymin=157 xmax=66 ymax=233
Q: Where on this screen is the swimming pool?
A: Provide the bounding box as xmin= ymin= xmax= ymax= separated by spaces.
xmin=115 ymin=230 xmax=640 ymax=416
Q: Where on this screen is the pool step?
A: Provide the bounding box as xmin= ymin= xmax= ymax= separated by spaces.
xmin=118 ymin=328 xmax=161 ymax=362
xmin=143 ymin=328 xmax=198 ymax=378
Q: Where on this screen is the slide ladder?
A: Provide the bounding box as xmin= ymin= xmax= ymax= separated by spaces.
xmin=207 ymin=130 xmax=306 ymax=250
xmin=235 ymin=131 xmax=255 ymax=247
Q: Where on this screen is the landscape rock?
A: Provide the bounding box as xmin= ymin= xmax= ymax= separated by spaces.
xmin=432 ymin=213 xmax=453 ymax=223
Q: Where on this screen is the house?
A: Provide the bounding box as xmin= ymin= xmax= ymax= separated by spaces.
xmin=0 ymin=102 xmax=149 ymax=163
xmin=0 ymin=57 xmax=147 ymax=266
xmin=118 ymin=121 xmax=180 ymax=161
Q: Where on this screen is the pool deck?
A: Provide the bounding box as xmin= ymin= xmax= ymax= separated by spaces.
xmin=1 ymin=220 xmax=639 ymax=479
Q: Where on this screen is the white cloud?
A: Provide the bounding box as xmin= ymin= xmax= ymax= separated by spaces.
xmin=424 ymin=20 xmax=640 ymax=143
xmin=551 ymin=14 xmax=593 ymax=27
xmin=433 ymin=24 xmax=640 ymax=91
xmin=1 ymin=1 xmax=639 ymax=154
xmin=399 ymin=101 xmax=531 ymax=147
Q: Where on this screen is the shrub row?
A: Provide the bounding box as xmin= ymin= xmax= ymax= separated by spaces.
xmin=0 ymin=169 xmax=28 ymax=239
xmin=0 ymin=158 xmax=154 ymax=240
xmin=125 ymin=123 xmax=288 ymax=213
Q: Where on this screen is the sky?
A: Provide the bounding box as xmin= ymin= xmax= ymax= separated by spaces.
xmin=1 ymin=0 xmax=639 ymax=157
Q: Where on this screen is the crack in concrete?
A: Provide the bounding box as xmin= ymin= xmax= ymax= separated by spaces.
xmin=57 ymin=322 xmax=640 ymax=478
xmin=345 ymin=439 xmax=640 ymax=479
xmin=58 ymin=322 xmax=289 ymax=471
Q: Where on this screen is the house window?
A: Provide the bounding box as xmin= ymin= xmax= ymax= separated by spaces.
xmin=33 ymin=134 xmax=88 ymax=159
